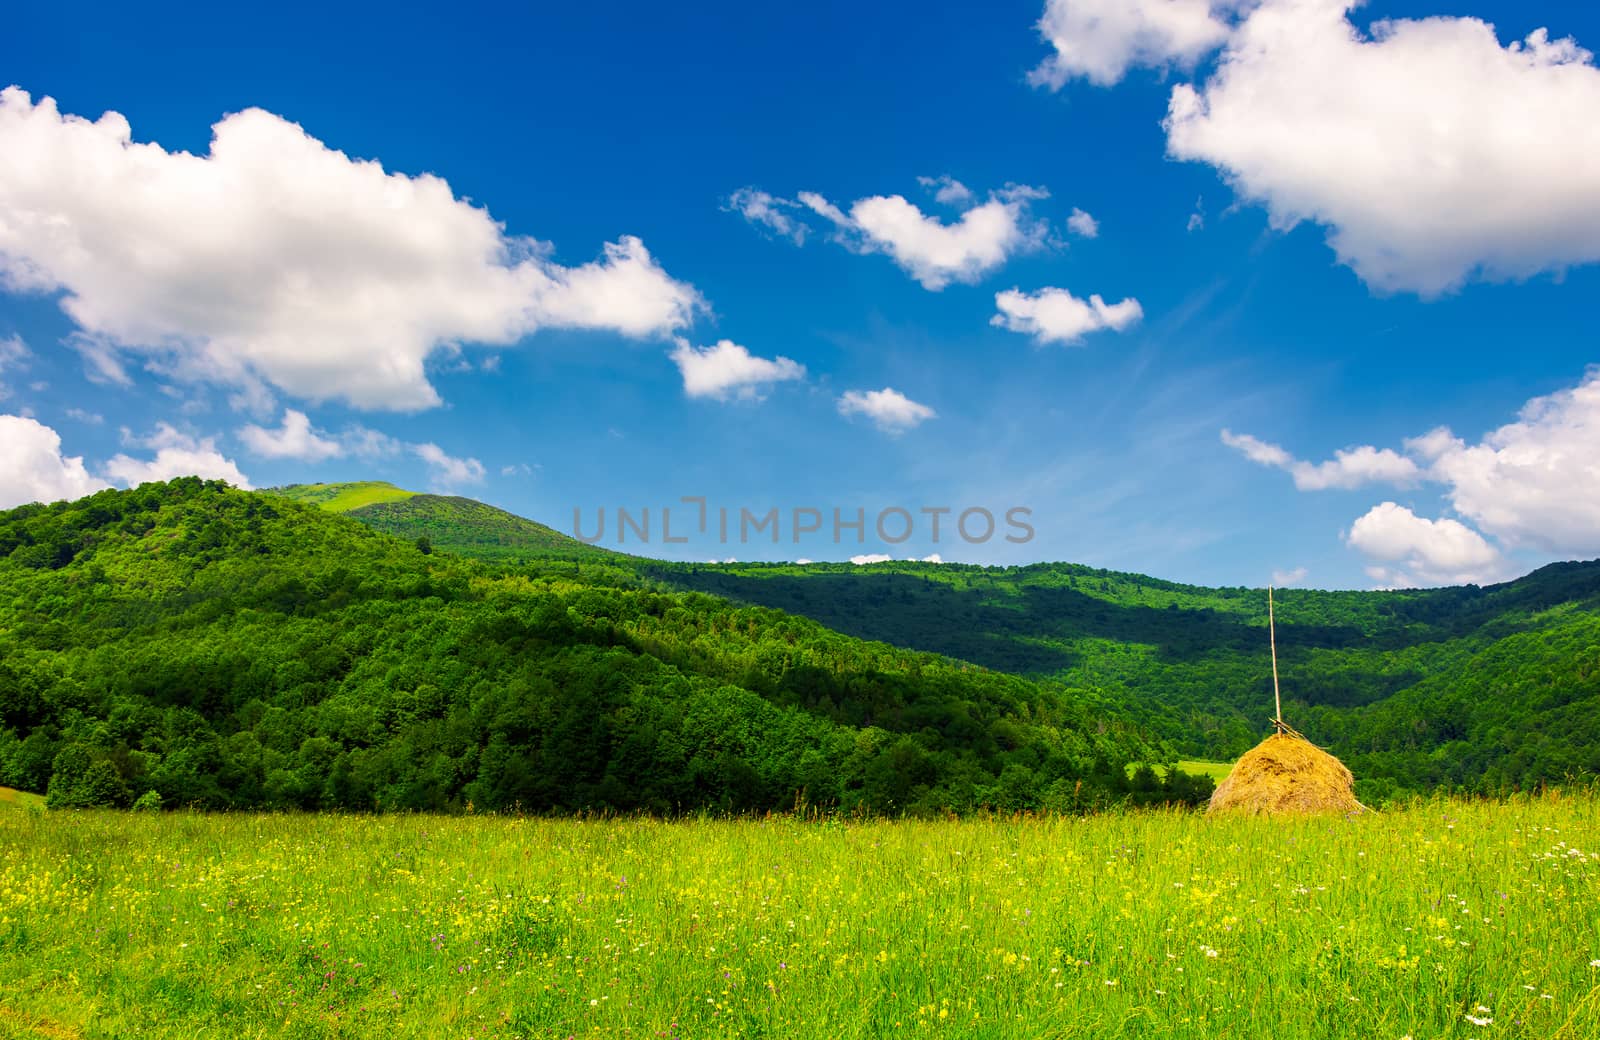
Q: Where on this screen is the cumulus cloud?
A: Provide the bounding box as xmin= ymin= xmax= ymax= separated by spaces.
xmin=837 ymin=387 xmax=937 ymax=434
xmin=1065 ymin=207 xmax=1100 ymax=238
xmin=725 ymin=187 xmax=809 ymax=245
xmin=412 ymin=442 xmax=485 ymax=490
xmin=1220 ymin=429 xmax=1421 ymax=490
xmin=0 ymin=87 xmax=704 ymax=411
xmin=1346 ymin=502 xmax=1502 ymax=587
xmin=1030 ymin=0 xmax=1238 ymax=87
xmin=992 ymin=287 xmax=1143 ymax=345
xmin=917 ymin=175 xmax=975 ymax=206
xmin=804 ymin=183 xmax=1049 ymax=290
xmin=104 ymin=423 xmax=252 ymax=489
xmin=1271 ymin=566 xmax=1308 ymax=587
xmin=0 ymin=414 xmax=110 ymax=508
xmin=1408 ymin=372 xmax=1600 ymax=553
xmin=1225 ymin=369 xmax=1600 ymax=556
xmin=736 ymin=181 xmax=1050 ymax=290
xmin=848 ymin=552 xmax=944 ymax=565
xmin=1164 ymin=1 xmax=1600 ymax=294
xmin=237 ymin=409 xmax=344 ymax=462
xmin=669 ymin=339 xmax=806 ymax=401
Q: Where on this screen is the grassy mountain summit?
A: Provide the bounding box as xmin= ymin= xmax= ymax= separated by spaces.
xmin=268 ymin=480 xmax=415 ymax=512
xmin=267 ymin=482 xmax=613 ymax=562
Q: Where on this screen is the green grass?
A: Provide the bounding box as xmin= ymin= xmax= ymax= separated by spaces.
xmin=266 ymin=481 xmax=416 ymax=512
xmin=3 ymin=796 xmax=1597 ymax=1038
xmin=1173 ymin=759 xmax=1233 ymax=782
xmin=0 ymin=786 xmax=42 ymax=811
xmin=1128 ymin=760 xmax=1234 ymax=782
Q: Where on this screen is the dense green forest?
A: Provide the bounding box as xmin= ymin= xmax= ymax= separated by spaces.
xmin=266 ymin=484 xmax=1600 ymax=798
xmin=0 ymin=481 xmax=1190 ymax=814
xmin=6 ymin=479 xmax=1596 ymax=811
xmin=646 ymin=560 xmax=1600 ymax=797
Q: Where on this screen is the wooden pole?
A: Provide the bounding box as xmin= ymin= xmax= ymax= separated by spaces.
xmin=1269 ymin=585 xmax=1284 ymax=733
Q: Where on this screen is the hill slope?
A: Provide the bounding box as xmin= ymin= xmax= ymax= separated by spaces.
xmin=0 ymin=481 xmax=1171 ymax=813
xmin=267 ymin=483 xmax=614 ymax=562
xmin=268 ymin=480 xmax=415 ymax=512
xmin=280 ymin=485 xmax=1600 ymax=796
xmin=647 ymin=559 xmax=1600 ymax=795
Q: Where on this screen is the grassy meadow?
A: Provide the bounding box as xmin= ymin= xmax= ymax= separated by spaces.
xmin=2 ymin=797 xmax=1598 ymax=1039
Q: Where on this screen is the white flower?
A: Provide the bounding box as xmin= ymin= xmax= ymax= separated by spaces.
xmin=1464 ymin=1013 xmax=1493 ymax=1026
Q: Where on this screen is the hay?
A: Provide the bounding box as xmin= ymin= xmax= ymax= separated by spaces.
xmin=1207 ymin=734 xmax=1364 ymax=816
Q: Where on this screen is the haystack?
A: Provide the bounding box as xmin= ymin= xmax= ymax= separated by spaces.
xmin=1207 ymin=733 xmax=1363 ymax=816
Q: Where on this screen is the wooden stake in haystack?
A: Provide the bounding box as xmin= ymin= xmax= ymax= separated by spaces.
xmin=1207 ymin=585 xmax=1365 ymax=815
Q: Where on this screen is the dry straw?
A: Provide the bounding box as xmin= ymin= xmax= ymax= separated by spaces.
xmin=1207 ymin=586 xmax=1367 ymax=816
xmin=1208 ymin=733 xmax=1364 ymax=815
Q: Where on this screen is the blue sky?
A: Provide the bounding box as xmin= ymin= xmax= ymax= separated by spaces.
xmin=3 ymin=0 xmax=1599 ymax=588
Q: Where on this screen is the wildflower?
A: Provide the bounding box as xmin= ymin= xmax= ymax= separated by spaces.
xmin=1464 ymin=1014 xmax=1492 ymax=1026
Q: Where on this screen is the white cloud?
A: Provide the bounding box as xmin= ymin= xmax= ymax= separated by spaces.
xmin=0 ymin=334 xmax=27 ymax=399
xmin=1165 ymin=2 xmax=1600 ymax=295
xmin=343 ymin=426 xmax=403 ymax=461
xmin=1226 ymin=370 xmax=1600 ymax=556
xmin=1066 ymin=207 xmax=1100 ymax=238
xmin=0 ymin=414 xmax=110 ymax=508
xmin=917 ymin=175 xmax=975 ymax=206
xmin=669 ymin=339 xmax=806 ymax=401
xmin=500 ymin=462 xmax=536 ymax=477
xmin=237 ymin=409 xmax=343 ymax=461
xmin=1030 ymin=0 xmax=1237 ymax=87
xmin=1410 ymin=371 xmax=1600 ymax=553
xmin=104 ymin=423 xmax=252 ymax=489
xmin=1271 ymin=566 xmax=1307 ymax=587
xmin=837 ymin=387 xmax=937 ymax=434
xmin=1346 ymin=502 xmax=1502 ymax=586
xmin=725 ymin=188 xmax=809 ymax=245
xmin=919 ymin=553 xmax=945 ymax=564
xmin=0 ymin=87 xmax=704 ymax=411
xmin=1221 ymin=429 xmax=1421 ymax=490
xmin=412 ymin=442 xmax=485 ymax=490
xmin=797 ymin=183 xmax=1050 ymax=290
xmin=850 ymin=553 xmax=894 ymax=565
xmin=64 ymin=408 xmax=103 ymax=425
xmin=794 ymin=558 xmax=814 ymax=565
xmin=992 ymin=287 xmax=1143 ymax=345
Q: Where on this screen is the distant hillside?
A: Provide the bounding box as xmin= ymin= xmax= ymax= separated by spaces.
xmin=0 ymin=481 xmax=1169 ymax=813
xmin=225 ymin=483 xmax=1600 ymax=798
xmin=267 ymin=483 xmax=615 ymax=562
xmin=648 ymin=559 xmax=1600 ymax=796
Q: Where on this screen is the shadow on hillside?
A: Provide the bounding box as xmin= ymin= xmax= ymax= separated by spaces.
xmin=649 ymin=569 xmax=1374 ymax=674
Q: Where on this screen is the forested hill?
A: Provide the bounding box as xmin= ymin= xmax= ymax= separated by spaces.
xmin=651 ymin=560 xmax=1600 ymax=797
xmin=0 ymin=480 xmax=1176 ymax=813
xmin=280 ymin=482 xmax=1600 ymax=797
